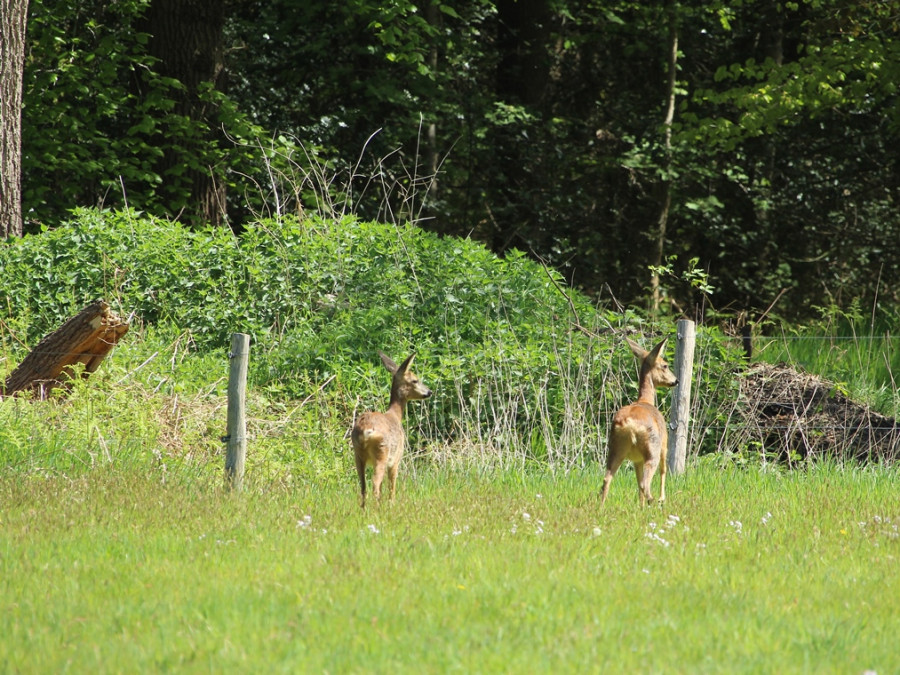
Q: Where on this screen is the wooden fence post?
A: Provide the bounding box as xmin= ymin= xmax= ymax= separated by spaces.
xmin=225 ymin=333 xmax=250 ymax=492
xmin=667 ymin=319 xmax=695 ymax=475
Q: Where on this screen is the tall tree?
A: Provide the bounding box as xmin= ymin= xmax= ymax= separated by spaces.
xmin=138 ymin=0 xmax=227 ymax=227
xmin=650 ymin=0 xmax=680 ymax=313
xmin=0 ymin=0 xmax=29 ymax=238
xmin=489 ymin=0 xmax=556 ymax=253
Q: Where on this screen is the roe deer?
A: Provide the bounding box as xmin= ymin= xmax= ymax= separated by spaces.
xmin=601 ymin=337 xmax=678 ymax=506
xmin=351 ymin=351 xmax=432 ymax=507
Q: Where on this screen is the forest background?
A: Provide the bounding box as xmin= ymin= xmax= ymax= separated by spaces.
xmin=2 ymin=0 xmax=899 ymax=323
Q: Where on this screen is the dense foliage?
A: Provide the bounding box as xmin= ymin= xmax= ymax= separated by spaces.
xmin=0 ymin=209 xmax=747 ymax=465
xmin=17 ymin=0 xmax=900 ymax=322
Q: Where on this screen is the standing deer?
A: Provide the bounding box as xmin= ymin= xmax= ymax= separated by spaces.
xmin=351 ymin=351 xmax=432 ymax=507
xmin=601 ymin=337 xmax=678 ymax=506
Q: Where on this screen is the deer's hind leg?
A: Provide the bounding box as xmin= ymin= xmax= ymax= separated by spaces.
xmin=601 ymin=436 xmax=628 ymax=504
xmin=634 ymin=461 xmax=650 ymax=506
xmin=657 ymin=457 xmax=667 ymax=503
xmin=355 ymin=453 xmax=368 ymax=507
xmin=638 ymin=459 xmax=662 ymax=506
xmin=387 ymin=462 xmax=400 ymax=501
xmin=371 ymin=458 xmax=387 ymax=502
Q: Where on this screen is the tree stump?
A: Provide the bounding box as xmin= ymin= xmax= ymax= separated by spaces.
xmin=2 ymin=299 xmax=129 ymax=399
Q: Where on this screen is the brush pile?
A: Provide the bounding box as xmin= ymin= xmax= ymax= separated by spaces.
xmin=735 ymin=362 xmax=900 ymax=463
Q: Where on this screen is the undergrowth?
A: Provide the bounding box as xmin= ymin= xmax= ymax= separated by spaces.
xmin=0 ymin=208 xmax=749 ymax=477
xmin=0 ymin=209 xmax=895 ymax=478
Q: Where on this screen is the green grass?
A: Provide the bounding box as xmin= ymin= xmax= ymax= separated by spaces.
xmin=2 ymin=461 xmax=898 ymax=673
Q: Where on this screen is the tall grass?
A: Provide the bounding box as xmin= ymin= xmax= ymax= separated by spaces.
xmin=752 ymin=301 xmax=900 ymax=418
xmin=755 ymin=332 xmax=899 ymax=418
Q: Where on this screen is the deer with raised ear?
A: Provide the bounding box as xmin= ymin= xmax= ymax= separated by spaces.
xmin=602 ymin=337 xmax=678 ymax=506
xmin=351 ymin=351 xmax=432 ymax=507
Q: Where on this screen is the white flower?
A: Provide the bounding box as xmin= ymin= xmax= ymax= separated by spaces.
xmin=522 ymin=512 xmax=532 ymax=521
xmin=297 ymin=514 xmax=313 ymax=529
xmin=645 ymin=531 xmax=670 ymax=547
xmin=367 ymin=524 xmax=380 ymax=534
xmin=592 ymin=527 xmax=602 ymax=537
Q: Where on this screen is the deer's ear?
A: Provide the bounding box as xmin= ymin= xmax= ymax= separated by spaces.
xmin=398 ymin=353 xmax=416 ymax=373
xmin=648 ymin=338 xmax=668 ymax=362
xmin=379 ymin=351 xmax=399 ymax=373
xmin=625 ymin=338 xmax=648 ymax=361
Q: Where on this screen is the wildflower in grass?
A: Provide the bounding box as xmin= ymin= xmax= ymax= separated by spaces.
xmin=367 ymin=524 xmax=380 ymax=534
xmin=728 ymin=520 xmax=743 ymax=534
xmin=297 ymin=514 xmax=312 ymax=529
xmin=644 ymin=523 xmax=669 ymax=548
xmin=645 ymin=531 xmax=670 ymax=547
xmin=522 ymin=512 xmax=531 ymax=521
xmin=592 ymin=527 xmax=602 ymax=537
xmin=761 ymin=512 xmax=772 ymax=526
xmin=666 ymin=514 xmax=680 ymax=529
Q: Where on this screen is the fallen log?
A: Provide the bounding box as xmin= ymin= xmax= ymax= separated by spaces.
xmin=2 ymin=299 xmax=129 ymax=399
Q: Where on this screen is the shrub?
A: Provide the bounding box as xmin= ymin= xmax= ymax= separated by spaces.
xmin=0 ymin=208 xmax=742 ymax=470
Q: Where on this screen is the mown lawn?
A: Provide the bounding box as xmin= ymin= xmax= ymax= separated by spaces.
xmin=1 ymin=461 xmax=898 ymax=673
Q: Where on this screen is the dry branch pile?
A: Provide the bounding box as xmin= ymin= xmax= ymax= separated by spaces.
xmin=735 ymin=362 xmax=900 ymax=463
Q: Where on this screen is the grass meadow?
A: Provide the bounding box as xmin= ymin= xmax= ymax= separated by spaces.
xmin=2 ymin=461 xmax=898 ymax=674
xmin=2 ymin=211 xmax=898 ymax=673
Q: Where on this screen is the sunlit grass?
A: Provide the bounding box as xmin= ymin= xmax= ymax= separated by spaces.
xmin=2 ymin=461 xmax=898 ymax=673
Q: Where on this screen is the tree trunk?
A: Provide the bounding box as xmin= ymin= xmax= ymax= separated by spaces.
xmin=3 ymin=300 xmax=129 ymax=399
xmin=140 ymin=0 xmax=227 ymax=227
xmin=490 ymin=0 xmax=555 ymax=253
xmin=424 ymin=0 xmax=441 ymax=199
xmin=650 ymin=1 xmax=679 ymax=313
xmin=0 ymin=0 xmax=29 ymax=239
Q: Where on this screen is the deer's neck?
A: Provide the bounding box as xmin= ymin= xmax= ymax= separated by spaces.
xmin=637 ymin=374 xmax=658 ymax=406
xmin=387 ymin=395 xmax=406 ymax=420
